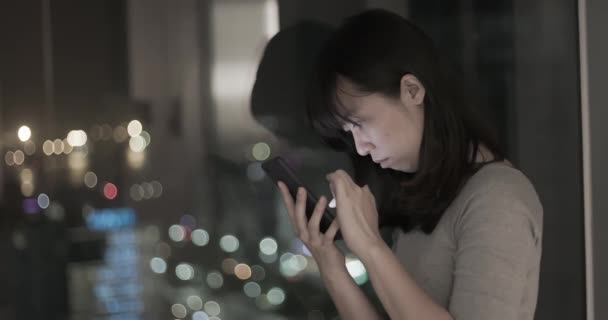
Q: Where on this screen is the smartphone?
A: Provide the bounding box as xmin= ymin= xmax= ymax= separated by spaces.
xmin=262 ymin=156 xmax=340 ymax=239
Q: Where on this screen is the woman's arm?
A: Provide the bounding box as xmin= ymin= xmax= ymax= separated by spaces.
xmin=360 ymin=240 xmax=453 ymax=320
xmin=319 ymin=262 xmax=384 ymax=320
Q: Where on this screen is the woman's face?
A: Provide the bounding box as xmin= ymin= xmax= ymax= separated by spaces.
xmin=336 ymin=75 xmax=425 ymax=173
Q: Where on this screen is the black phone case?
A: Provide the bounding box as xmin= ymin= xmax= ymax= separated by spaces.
xmin=262 ymin=156 xmax=340 ymax=239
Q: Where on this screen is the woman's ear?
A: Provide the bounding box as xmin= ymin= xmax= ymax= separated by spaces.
xmin=400 ymin=74 xmax=426 ymax=107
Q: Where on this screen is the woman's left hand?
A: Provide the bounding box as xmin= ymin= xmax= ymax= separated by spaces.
xmin=326 ymin=169 xmax=384 ymax=259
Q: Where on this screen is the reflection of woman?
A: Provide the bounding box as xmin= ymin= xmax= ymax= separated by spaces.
xmin=277 ymin=9 xmax=543 ymax=320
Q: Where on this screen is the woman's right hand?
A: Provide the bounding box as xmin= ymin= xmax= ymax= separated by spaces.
xmin=277 ymin=181 xmax=344 ymax=271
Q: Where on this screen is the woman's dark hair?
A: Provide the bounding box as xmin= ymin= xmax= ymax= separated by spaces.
xmin=306 ymin=9 xmax=505 ymax=234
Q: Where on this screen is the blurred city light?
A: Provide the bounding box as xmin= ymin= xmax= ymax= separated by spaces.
xmin=129 ymin=135 xmax=146 ymax=152
xmin=192 ymin=311 xmax=210 ymax=320
xmin=150 ymin=257 xmax=167 ymax=274
xmin=37 ymin=193 xmax=50 ymax=209
xmin=127 ymin=120 xmax=143 ymax=137
xmin=13 ymin=150 xmax=25 ymax=165
xmin=168 ymin=225 xmax=187 ymax=242
xmin=175 ymin=263 xmax=195 ymax=281
xmin=219 ymin=235 xmax=239 ymax=253
xmin=42 ymin=140 xmax=54 ymax=155
xmin=84 ymin=172 xmax=98 ymax=188
xmin=103 ymin=183 xmax=118 ymax=200
xmin=244 ymin=282 xmax=262 ymax=298
xmin=234 ymin=263 xmax=252 ymax=280
xmin=251 ymin=142 xmax=271 ymax=161
xmin=191 ymin=229 xmax=210 ymax=246
xmin=53 ymin=139 xmax=64 ymax=155
xmin=187 ymin=296 xmax=204 ymax=311
xmin=206 ymin=271 xmax=224 ymax=289
xmin=259 ymin=237 xmax=278 ymax=256
xmin=203 ymin=301 xmax=221 ymax=317
xmin=171 ymin=304 xmax=188 ymax=318
xmin=267 ymin=287 xmax=286 ymax=305
xmin=67 ymin=130 xmax=88 ymax=146
xmin=18 ymin=126 xmax=31 ymax=142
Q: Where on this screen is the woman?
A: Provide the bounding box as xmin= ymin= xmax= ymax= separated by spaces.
xmin=276 ymin=9 xmax=543 ymax=320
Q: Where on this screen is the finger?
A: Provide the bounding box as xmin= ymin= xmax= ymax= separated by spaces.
xmin=277 ymin=181 xmax=299 ymax=231
xmin=294 ymin=187 xmax=310 ymax=239
xmin=323 ymin=219 xmax=340 ymax=241
xmin=326 ymin=172 xmax=349 ymax=207
xmin=277 ymin=181 xmax=295 ymax=218
xmin=307 ymin=196 xmax=328 ymax=236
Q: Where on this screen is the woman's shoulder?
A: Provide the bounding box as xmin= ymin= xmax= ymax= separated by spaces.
xmin=447 ymin=161 xmax=543 ymax=240
xmin=464 ymin=161 xmax=539 ymax=200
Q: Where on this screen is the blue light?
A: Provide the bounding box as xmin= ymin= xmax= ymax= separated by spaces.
xmin=86 ymin=208 xmax=136 ymax=231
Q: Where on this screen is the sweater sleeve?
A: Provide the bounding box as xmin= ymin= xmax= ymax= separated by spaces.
xmin=448 ymin=182 xmax=542 ymax=320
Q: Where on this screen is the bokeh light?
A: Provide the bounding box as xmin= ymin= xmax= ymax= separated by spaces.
xmin=37 ymin=193 xmax=50 ymax=209
xmin=243 ymin=282 xmax=262 ymax=298
xmin=151 ymin=180 xmax=163 ymax=197
xmin=5 ymin=151 xmax=15 ymax=166
xmin=21 ymin=182 xmax=34 ymax=197
xmin=206 ymin=271 xmax=224 ymax=289
xmin=140 ymin=130 xmax=151 ymax=146
xmin=62 ymin=139 xmax=73 ymax=154
xmin=42 ymin=140 xmax=54 ymax=155
xmin=13 ymin=150 xmax=25 ymax=165
xmin=18 ymin=126 xmax=31 ymax=142
xmin=67 ymin=130 xmax=87 ymax=146
xmin=141 ymin=182 xmax=154 ymax=199
xmin=129 ymin=135 xmax=146 ymax=152
xmin=84 ymin=172 xmax=98 ymax=188
xmin=127 ymin=120 xmax=143 ymax=137
xmin=234 ymin=263 xmax=252 ymax=280
xmin=53 ymin=139 xmax=64 ymax=155
xmin=191 ymin=229 xmax=210 ymax=246
xmin=20 ymin=168 xmax=33 ymax=183
xmin=150 ymin=257 xmax=167 ymax=274
xmin=192 ymin=311 xmax=209 ymax=320
xmin=219 ymin=235 xmax=239 ymax=253
xmin=267 ymin=287 xmax=286 ymax=305
xmin=203 ymin=301 xmax=221 ymax=317
xmin=175 ymin=263 xmax=195 ymax=281
xmin=259 ymin=237 xmax=278 ymax=255
xmin=251 ymin=142 xmax=271 ymax=161
xmin=130 ymin=184 xmax=144 ymax=201
xmin=171 ymin=303 xmax=188 ymax=318
xmin=168 ymin=224 xmax=186 ymax=242
xmin=187 ymin=295 xmax=204 ymax=311
xmin=279 ymin=253 xmax=308 ymax=277
xmin=103 ymin=183 xmax=118 ymax=200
